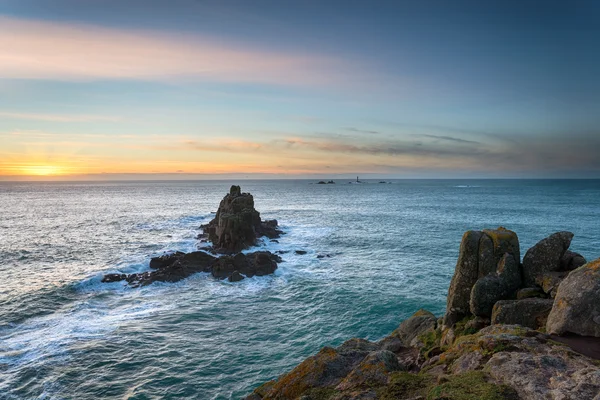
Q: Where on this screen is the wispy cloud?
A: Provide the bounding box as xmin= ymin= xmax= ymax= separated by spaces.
xmin=420 ymin=134 xmax=480 ymax=145
xmin=0 ymin=111 xmax=121 ymax=122
xmin=344 ymin=127 xmax=380 ymax=135
xmin=0 ymin=16 xmax=345 ymax=86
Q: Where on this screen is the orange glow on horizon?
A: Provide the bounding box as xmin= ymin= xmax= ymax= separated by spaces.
xmin=19 ymin=164 xmax=65 ymax=176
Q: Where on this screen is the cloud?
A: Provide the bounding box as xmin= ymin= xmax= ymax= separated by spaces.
xmin=0 ymin=16 xmax=344 ymax=86
xmin=344 ymin=127 xmax=380 ymax=135
xmin=0 ymin=111 xmax=121 ymax=122
xmin=420 ymin=134 xmax=480 ymax=145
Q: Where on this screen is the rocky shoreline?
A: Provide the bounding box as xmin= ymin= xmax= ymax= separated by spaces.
xmin=246 ymin=227 xmax=600 ymax=400
xmin=102 ymin=185 xmax=283 ymax=286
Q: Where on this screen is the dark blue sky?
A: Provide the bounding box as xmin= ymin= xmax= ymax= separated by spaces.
xmin=1 ymin=0 xmax=599 ymax=178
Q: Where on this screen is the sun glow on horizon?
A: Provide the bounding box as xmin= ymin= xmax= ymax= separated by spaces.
xmin=20 ymin=164 xmax=65 ymax=176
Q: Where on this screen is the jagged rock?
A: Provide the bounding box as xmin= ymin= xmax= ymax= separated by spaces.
xmin=469 ymin=253 xmax=521 ymax=317
xmin=522 ymin=231 xmax=574 ymax=287
xmin=202 ymin=185 xmax=282 ymax=253
xmin=444 ymin=230 xmax=483 ymax=327
xmin=478 ymin=228 xmax=520 ymax=278
xmin=101 ymin=273 xmax=126 ymax=283
xmin=561 ymin=250 xmax=587 ymax=271
xmin=516 ymin=287 xmax=546 ymax=300
xmin=444 ymin=228 xmax=520 ymax=327
xmin=392 ymin=309 xmax=437 ymax=347
xmin=547 ymin=258 xmax=600 ymax=337
xmin=491 ymin=298 xmax=554 ymax=329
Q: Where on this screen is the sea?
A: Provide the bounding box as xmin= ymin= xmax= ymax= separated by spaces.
xmin=0 ymin=179 xmax=599 ymax=399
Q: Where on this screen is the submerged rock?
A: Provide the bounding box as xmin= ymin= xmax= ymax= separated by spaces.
xmin=201 ymin=185 xmax=282 ymax=253
xmin=547 ymin=257 xmax=600 ymax=337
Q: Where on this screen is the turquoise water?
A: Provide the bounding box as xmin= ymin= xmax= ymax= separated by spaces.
xmin=1 ymin=179 xmax=599 ymax=399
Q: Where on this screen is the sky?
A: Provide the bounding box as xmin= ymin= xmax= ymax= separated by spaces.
xmin=1 ymin=0 xmax=599 ymax=180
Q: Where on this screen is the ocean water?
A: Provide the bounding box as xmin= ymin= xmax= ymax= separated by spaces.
xmin=0 ymin=179 xmax=599 ymax=399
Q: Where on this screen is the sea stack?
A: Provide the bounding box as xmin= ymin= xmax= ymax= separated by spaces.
xmin=202 ymin=185 xmax=282 ymax=253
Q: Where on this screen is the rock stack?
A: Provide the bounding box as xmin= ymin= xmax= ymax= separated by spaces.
xmin=103 ymin=185 xmax=283 ymax=286
xmin=201 ymin=185 xmax=282 ymax=253
xmin=246 ymin=228 xmax=600 ymax=400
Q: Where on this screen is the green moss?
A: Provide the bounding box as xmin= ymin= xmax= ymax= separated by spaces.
xmin=426 ymin=371 xmax=519 ymax=400
xmin=454 ymin=316 xmax=478 ymax=337
xmin=378 ymin=372 xmax=434 ymax=399
xmin=302 ymin=388 xmax=339 ymax=400
xmin=418 ymin=329 xmax=443 ymax=359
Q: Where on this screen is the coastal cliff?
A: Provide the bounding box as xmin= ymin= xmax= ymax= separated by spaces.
xmin=246 ymin=228 xmax=600 ymax=400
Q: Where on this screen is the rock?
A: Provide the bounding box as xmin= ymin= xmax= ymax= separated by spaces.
xmin=491 ymin=298 xmax=554 ymax=329
xmin=393 ymin=309 xmax=437 ymax=347
xmin=317 ymin=181 xmax=326 ymax=184
xmin=522 ymin=231 xmax=574 ymax=287
xmin=444 ymin=228 xmax=520 ymax=327
xmin=103 ymin=250 xmax=280 ymax=286
xmin=295 ymin=250 xmax=307 ymax=255
xmin=211 ymin=251 xmax=280 ymax=280
xmin=469 ymin=253 xmax=522 ymax=317
xmin=478 ymin=228 xmax=520 ymax=278
xmin=149 ymin=251 xmax=185 ymax=269
xmin=316 ymin=254 xmax=332 ymax=259
xmin=516 ymin=287 xmax=546 ymax=299
xmin=335 ymin=350 xmax=401 ymax=390
xmin=561 ymin=250 xmax=587 ymax=271
xmin=547 ymin=258 xmax=600 ymax=337
xmin=485 ymin=328 xmax=600 ymax=399
xmin=228 ymin=270 xmax=244 ymax=282
xmin=259 ymin=343 xmax=371 ymax=399
xmin=464 ymin=317 xmax=489 ymax=333
xmin=536 ymin=271 xmax=569 ymax=298
xmin=101 ymin=273 xmax=126 ymax=283
xmin=202 ymin=185 xmax=282 ymax=253
xmin=444 ymin=230 xmax=483 ymax=327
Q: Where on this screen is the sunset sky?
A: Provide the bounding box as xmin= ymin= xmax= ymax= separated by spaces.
xmin=1 ymin=0 xmax=599 ymax=179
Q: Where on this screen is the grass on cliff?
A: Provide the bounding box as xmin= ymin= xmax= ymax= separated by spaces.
xmin=427 ymin=371 xmax=519 ymax=400
xmin=379 ymin=371 xmax=518 ymax=400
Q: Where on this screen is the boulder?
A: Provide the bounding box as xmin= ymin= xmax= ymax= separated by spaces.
xmin=392 ymin=309 xmax=437 ymax=347
xmin=522 ymin=231 xmax=574 ymax=287
xmin=444 ymin=230 xmax=483 ymax=327
xmin=491 ymin=298 xmax=554 ymax=329
xmin=202 ymin=185 xmax=282 ymax=253
xmin=547 ymin=258 xmax=600 ymax=337
xmin=444 ymin=227 xmax=520 ymax=327
xmin=516 ymin=287 xmax=546 ymax=300
xmin=561 ymin=250 xmax=587 ymax=271
xmin=470 ymin=253 xmax=522 ymax=317
xmin=536 ymin=271 xmax=569 ymax=298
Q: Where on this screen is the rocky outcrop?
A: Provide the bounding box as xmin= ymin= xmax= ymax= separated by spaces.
xmin=491 ymin=298 xmax=554 ymax=329
xmin=547 ymin=258 xmax=600 ymax=337
xmin=103 ymin=185 xmax=285 ymax=286
xmin=469 ymin=252 xmax=521 ymax=317
xmin=391 ymin=309 xmax=437 ymax=348
xmin=444 ymin=227 xmax=520 ymax=326
xmin=201 ymin=185 xmax=282 ymax=253
xmin=248 ymin=228 xmax=599 ymax=400
xmin=522 ymin=231 xmax=574 ymax=287
xmin=102 ymin=251 xmax=281 ymax=286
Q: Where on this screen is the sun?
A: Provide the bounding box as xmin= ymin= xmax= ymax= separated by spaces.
xmin=21 ymin=165 xmax=64 ymax=176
